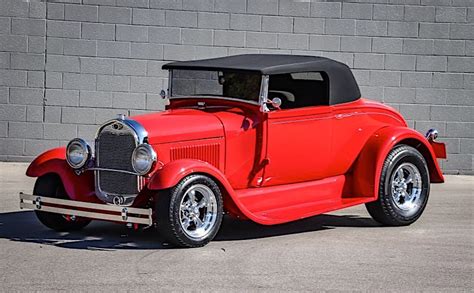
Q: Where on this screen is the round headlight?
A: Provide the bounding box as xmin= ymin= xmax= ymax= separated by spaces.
xmin=66 ymin=138 xmax=91 ymax=169
xmin=131 ymin=144 xmax=157 ymax=175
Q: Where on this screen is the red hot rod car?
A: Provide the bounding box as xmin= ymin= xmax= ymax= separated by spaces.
xmin=19 ymin=54 xmax=446 ymax=247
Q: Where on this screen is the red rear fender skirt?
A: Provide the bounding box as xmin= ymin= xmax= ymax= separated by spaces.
xmin=351 ymin=126 xmax=444 ymax=200
xmin=26 ymin=147 xmax=96 ymax=202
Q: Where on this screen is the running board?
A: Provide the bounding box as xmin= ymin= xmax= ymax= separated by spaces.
xmin=19 ymin=192 xmax=153 ymax=226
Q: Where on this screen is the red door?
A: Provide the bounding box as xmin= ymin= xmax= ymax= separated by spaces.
xmin=261 ymin=106 xmax=333 ymax=187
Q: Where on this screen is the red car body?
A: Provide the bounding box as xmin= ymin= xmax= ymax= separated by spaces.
xmin=21 ymin=54 xmax=446 ymax=247
xmin=26 ymin=96 xmax=445 ymax=225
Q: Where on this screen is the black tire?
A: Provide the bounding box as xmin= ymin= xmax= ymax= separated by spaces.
xmin=34 ymin=174 xmax=91 ymax=231
xmin=156 ymin=174 xmax=224 ymax=248
xmin=366 ymin=144 xmax=430 ymax=226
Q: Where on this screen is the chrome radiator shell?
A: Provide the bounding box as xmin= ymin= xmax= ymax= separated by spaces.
xmin=94 ymin=117 xmax=148 ymax=206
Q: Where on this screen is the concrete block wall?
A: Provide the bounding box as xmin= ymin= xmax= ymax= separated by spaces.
xmin=0 ymin=0 xmax=473 ymax=174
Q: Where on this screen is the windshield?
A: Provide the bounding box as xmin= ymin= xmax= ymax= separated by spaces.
xmin=170 ymin=69 xmax=262 ymax=103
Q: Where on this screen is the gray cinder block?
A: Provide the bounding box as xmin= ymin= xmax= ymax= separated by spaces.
xmin=388 ymin=21 xmax=418 ymax=38
xmin=44 ymin=123 xmax=77 ymax=140
xmin=131 ymin=43 xmax=163 ymax=60
xmin=12 ymin=18 xmax=45 ymax=36
xmin=405 ymin=6 xmax=435 ymax=22
xmin=310 ymin=2 xmax=341 ymax=18
xmin=214 ymin=0 xmax=246 ymax=13
xmin=65 ymin=4 xmax=98 ymax=22
xmin=165 ymin=10 xmax=197 ymax=28
xmin=11 ymin=53 xmax=45 ymax=71
xmin=63 ymin=73 xmax=96 ymax=90
xmin=340 ymin=36 xmax=371 ymax=52
xmin=342 ymin=3 xmax=373 ymax=20
xmin=374 ymin=4 xmax=404 ymax=21
xmin=47 ymin=20 xmax=81 ymax=38
xmin=82 ymin=23 xmax=115 ymax=40
xmin=356 ymin=20 xmax=388 ymax=37
xmin=354 ymin=53 xmax=384 ymax=70
xmin=0 ymin=104 xmax=27 ymax=122
xmin=198 ymin=12 xmax=229 ymax=29
xmin=214 ymin=30 xmax=245 ymax=47
xmin=9 ymin=88 xmax=44 ymax=105
xmin=309 ymin=35 xmax=340 ymax=51
xmin=416 ymin=56 xmax=448 ymax=72
xmin=149 ymin=27 xmax=181 ymax=44
xmin=116 ymin=25 xmax=148 ymax=42
xmin=8 ymin=122 xmax=43 ymax=139
xmin=246 ymin=32 xmax=278 ymax=49
xmin=132 ymin=8 xmax=165 ymax=26
xmin=98 ymin=6 xmax=131 ymax=24
xmin=385 ymin=54 xmax=416 ymax=71
xmin=97 ymin=41 xmax=130 ymax=58
xmin=63 ymin=39 xmax=97 ymax=57
xmin=46 ymin=55 xmax=80 ymax=73
xmin=262 ymin=16 xmax=293 ymax=33
xmin=182 ymin=28 xmax=213 ymax=46
xmin=97 ymin=75 xmax=130 ymax=92
xmin=279 ymin=0 xmax=310 ymax=17
xmin=80 ymin=91 xmax=113 ymax=108
xmin=114 ymin=59 xmax=147 ymax=76
xmin=45 ymin=89 xmax=79 ymax=106
xmin=247 ymin=0 xmax=278 ymax=15
xmin=80 ymin=57 xmax=114 ymax=75
xmin=294 ymin=18 xmax=325 ymax=34
xmin=230 ymin=14 xmax=261 ymax=31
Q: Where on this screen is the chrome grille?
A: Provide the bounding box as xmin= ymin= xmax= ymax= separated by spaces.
xmin=96 ymin=123 xmax=138 ymax=200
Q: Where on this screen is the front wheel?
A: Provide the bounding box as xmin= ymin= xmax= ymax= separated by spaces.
xmin=34 ymin=174 xmax=91 ymax=231
xmin=366 ymin=145 xmax=430 ymax=226
xmin=156 ymin=175 xmax=224 ymax=248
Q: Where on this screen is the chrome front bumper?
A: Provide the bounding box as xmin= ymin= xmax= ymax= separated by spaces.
xmin=19 ymin=193 xmax=153 ymax=226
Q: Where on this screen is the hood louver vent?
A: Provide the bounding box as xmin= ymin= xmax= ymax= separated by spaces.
xmin=171 ymin=144 xmax=220 ymax=168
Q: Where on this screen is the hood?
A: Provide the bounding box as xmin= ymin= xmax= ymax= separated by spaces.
xmin=132 ymin=109 xmax=224 ymax=144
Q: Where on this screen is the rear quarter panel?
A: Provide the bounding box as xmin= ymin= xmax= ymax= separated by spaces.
xmin=329 ymin=99 xmax=407 ymax=177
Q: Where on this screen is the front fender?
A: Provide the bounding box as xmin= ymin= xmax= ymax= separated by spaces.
xmin=26 ymin=147 xmax=96 ymax=202
xmin=148 ymin=159 xmax=263 ymax=223
xmin=352 ymin=126 xmax=444 ymax=199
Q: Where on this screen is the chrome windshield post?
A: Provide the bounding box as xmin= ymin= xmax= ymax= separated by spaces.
xmin=259 ymin=75 xmax=270 ymax=112
xmin=167 ymin=69 xmax=173 ymax=98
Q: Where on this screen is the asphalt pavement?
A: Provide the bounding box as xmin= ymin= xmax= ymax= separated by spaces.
xmin=0 ymin=162 xmax=472 ymax=291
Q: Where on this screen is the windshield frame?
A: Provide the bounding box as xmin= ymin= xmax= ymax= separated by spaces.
xmin=166 ymin=70 xmax=268 ymax=109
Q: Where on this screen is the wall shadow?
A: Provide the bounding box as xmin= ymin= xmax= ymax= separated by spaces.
xmin=0 ymin=210 xmax=380 ymax=250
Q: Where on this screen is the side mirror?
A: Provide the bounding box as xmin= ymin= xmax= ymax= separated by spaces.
xmin=268 ymin=97 xmax=282 ymax=110
xmin=160 ymin=89 xmax=167 ymax=99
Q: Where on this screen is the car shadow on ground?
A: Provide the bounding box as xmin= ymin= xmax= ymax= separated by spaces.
xmin=0 ymin=210 xmax=380 ymax=250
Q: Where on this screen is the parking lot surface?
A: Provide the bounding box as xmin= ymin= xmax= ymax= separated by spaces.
xmin=0 ymin=163 xmax=472 ymax=291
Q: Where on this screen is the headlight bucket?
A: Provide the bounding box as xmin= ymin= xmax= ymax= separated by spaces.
xmin=66 ymin=138 xmax=91 ymax=169
xmin=131 ymin=144 xmax=157 ymax=175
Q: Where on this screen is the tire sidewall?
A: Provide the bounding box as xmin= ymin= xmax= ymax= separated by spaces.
xmin=167 ymin=175 xmax=224 ymax=247
xmin=381 ymin=146 xmax=430 ymax=224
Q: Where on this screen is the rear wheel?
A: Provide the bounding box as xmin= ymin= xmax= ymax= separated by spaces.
xmin=156 ymin=175 xmax=223 ymax=248
xmin=366 ymin=145 xmax=430 ymax=226
xmin=34 ymin=174 xmax=91 ymax=231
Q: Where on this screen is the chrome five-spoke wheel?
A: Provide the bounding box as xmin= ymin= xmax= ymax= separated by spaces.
xmin=156 ymin=174 xmax=224 ymax=248
xmin=390 ymin=162 xmax=423 ymax=217
xmin=179 ymin=184 xmax=218 ymax=241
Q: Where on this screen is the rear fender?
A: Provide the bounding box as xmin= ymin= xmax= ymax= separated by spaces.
xmin=351 ymin=126 xmax=444 ymax=199
xmin=26 ymin=147 xmax=96 ymax=202
xmin=148 ymin=159 xmax=255 ymax=221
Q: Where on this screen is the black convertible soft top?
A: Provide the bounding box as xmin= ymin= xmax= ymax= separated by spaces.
xmin=163 ymin=54 xmax=361 ymax=105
